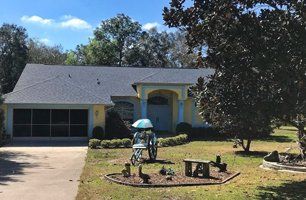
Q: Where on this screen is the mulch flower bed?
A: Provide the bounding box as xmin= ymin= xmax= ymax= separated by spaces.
xmin=105 ymin=169 xmax=240 ymax=187
xmin=280 ymin=160 xmax=306 ymax=167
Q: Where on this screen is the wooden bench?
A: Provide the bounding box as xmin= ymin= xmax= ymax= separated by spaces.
xmin=183 ymin=159 xmax=211 ymax=178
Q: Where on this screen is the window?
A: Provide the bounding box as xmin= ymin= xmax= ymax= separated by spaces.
xmin=70 ymin=109 xmax=88 ymax=137
xmin=33 ymin=109 xmax=50 ymax=124
xmin=13 ymin=109 xmax=31 ymax=137
xmin=148 ymin=96 xmax=168 ymax=105
xmin=52 ymin=109 xmax=69 ymax=124
xmin=70 ymin=109 xmax=88 ymax=124
xmin=114 ymin=101 xmax=134 ymax=123
xmin=13 ymin=109 xmax=31 ymax=124
xmin=13 ymin=109 xmax=88 ymax=137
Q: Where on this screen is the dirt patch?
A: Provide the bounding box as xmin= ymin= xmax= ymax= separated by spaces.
xmin=105 ymin=169 xmax=239 ymax=187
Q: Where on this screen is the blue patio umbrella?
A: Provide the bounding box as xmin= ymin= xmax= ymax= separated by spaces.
xmin=132 ymin=119 xmax=153 ymax=129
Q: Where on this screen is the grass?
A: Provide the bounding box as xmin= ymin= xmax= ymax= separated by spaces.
xmin=77 ymin=127 xmax=306 ymax=200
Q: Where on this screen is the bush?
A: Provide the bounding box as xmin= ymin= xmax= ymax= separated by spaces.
xmin=122 ymin=138 xmax=132 ymax=147
xmin=92 ymin=126 xmax=105 ymax=140
xmin=105 ymin=109 xmax=131 ymax=139
xmin=100 ymin=140 xmax=111 ymax=148
xmin=89 ymin=139 xmax=101 ymax=149
xmin=110 ymin=139 xmax=122 ymax=148
xmin=176 ymin=122 xmax=192 ymax=135
xmin=100 ymin=138 xmax=132 ymax=148
xmin=158 ymin=134 xmax=188 ymax=147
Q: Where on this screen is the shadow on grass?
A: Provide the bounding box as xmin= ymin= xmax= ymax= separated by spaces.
xmin=257 ymin=180 xmax=306 ymax=200
xmin=234 ymin=150 xmax=269 ymax=158
xmin=256 ymin=135 xmax=294 ymax=143
xmin=142 ymin=159 xmax=175 ymax=165
xmin=0 ymin=151 xmax=38 ymax=185
xmin=190 ymin=137 xmax=231 ymax=142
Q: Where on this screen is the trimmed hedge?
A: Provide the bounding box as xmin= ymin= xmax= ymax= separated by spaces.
xmin=89 ymin=138 xmax=132 ymax=149
xmin=89 ymin=134 xmax=188 ymax=149
xmin=88 ymin=139 xmax=101 ymax=149
xmin=158 ymin=134 xmax=188 ymax=147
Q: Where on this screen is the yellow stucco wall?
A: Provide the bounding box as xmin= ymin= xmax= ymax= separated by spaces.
xmin=93 ymin=105 xmax=105 ymax=128
xmin=184 ymin=98 xmax=193 ymax=124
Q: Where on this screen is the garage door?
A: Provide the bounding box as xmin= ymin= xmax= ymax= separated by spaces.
xmin=13 ymin=109 xmax=88 ymax=137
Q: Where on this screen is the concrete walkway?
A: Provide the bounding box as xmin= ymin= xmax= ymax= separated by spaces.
xmin=0 ymin=141 xmax=87 ymax=200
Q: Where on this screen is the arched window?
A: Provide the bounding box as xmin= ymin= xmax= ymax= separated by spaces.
xmin=114 ymin=101 xmax=134 ymax=123
xmin=148 ymin=96 xmax=168 ymax=105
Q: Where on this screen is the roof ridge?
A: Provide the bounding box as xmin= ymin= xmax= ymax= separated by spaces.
xmin=134 ymin=70 xmax=161 ymax=83
xmin=59 ymin=76 xmax=111 ymax=104
xmin=4 ymin=76 xmax=60 ymax=97
xmin=27 ymin=63 xmax=202 ymax=70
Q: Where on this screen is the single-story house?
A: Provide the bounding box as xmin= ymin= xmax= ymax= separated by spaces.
xmin=2 ymin=64 xmax=214 ymax=139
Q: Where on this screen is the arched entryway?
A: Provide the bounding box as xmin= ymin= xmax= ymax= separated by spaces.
xmin=147 ymin=90 xmax=177 ymax=131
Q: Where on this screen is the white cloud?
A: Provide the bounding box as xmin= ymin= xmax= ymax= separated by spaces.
xmin=143 ymin=22 xmax=161 ymax=31
xmin=21 ymin=15 xmax=53 ymax=25
xmin=60 ymin=16 xmax=92 ymax=30
xmin=21 ymin=15 xmax=92 ymax=30
xmin=39 ymin=38 xmax=51 ymax=45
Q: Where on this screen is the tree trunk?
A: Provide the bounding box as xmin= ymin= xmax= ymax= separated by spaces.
xmin=241 ymin=139 xmax=252 ymax=152
xmin=119 ymin=50 xmax=122 ymax=67
xmin=297 ymin=126 xmax=306 ymax=159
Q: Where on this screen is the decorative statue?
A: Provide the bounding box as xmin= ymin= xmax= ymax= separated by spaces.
xmin=138 ymin=164 xmax=150 ymax=184
xmin=121 ymin=162 xmax=131 ymax=177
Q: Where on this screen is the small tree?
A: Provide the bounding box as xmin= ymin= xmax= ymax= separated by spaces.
xmin=164 ymin=1 xmax=281 ymax=151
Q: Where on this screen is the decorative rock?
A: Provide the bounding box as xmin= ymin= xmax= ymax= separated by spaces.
xmin=159 ymin=166 xmax=167 ymax=175
xmin=166 ymin=175 xmax=173 ymax=181
xmin=264 ymin=151 xmax=280 ymax=162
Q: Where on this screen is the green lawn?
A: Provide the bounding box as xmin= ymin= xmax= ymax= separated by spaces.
xmin=77 ymin=127 xmax=306 ymax=200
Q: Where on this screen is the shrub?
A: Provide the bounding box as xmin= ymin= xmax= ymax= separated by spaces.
xmin=89 ymin=139 xmax=101 ymax=149
xmin=100 ymin=138 xmax=132 ymax=148
xmin=92 ymin=126 xmax=105 ymax=140
xmin=110 ymin=139 xmax=122 ymax=148
xmin=105 ymin=109 xmax=131 ymax=139
xmin=122 ymin=138 xmax=132 ymax=148
xmin=158 ymin=134 xmax=188 ymax=147
xmin=176 ymin=122 xmax=192 ymax=135
xmin=101 ymin=140 xmax=111 ymax=148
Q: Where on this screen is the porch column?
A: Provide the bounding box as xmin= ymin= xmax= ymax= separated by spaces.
xmin=141 ymin=99 xmax=147 ymax=118
xmin=178 ymin=100 xmax=185 ymax=123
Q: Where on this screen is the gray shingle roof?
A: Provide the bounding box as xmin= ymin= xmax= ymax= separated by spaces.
xmin=4 ymin=76 xmax=111 ymax=104
xmin=4 ymin=64 xmax=214 ymax=105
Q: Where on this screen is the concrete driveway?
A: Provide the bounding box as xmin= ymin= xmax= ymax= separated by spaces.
xmin=0 ymin=140 xmax=87 ymax=200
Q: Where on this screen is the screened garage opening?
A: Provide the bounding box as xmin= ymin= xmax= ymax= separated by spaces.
xmin=13 ymin=109 xmax=88 ymax=137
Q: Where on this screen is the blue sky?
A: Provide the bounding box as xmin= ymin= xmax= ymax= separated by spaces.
xmin=0 ymin=0 xmax=177 ymax=50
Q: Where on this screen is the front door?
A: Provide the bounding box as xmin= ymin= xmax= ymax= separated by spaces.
xmin=147 ymin=96 xmax=171 ymax=131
